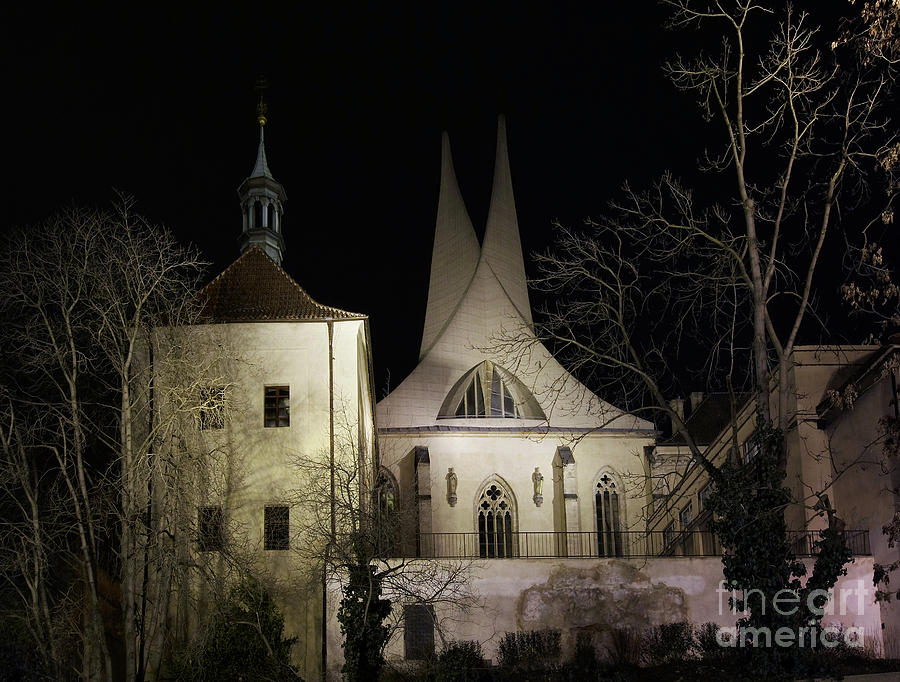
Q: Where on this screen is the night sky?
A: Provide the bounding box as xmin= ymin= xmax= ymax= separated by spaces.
xmin=3 ymin=3 xmax=852 ymax=395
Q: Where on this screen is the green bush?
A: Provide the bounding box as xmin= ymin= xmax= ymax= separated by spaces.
xmin=644 ymin=622 xmax=696 ymax=664
xmin=496 ymin=629 xmax=561 ymax=672
xmin=695 ymin=622 xmax=724 ymax=661
xmin=605 ymin=627 xmax=644 ymax=668
xmin=434 ymin=640 xmax=487 ymax=682
xmin=168 ymin=577 xmax=298 ymax=682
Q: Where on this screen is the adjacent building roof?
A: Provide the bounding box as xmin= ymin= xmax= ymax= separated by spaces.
xmin=195 ymin=246 xmax=362 ymax=322
xmin=663 ymin=393 xmax=745 ymax=446
xmin=816 ymin=344 xmax=899 ymax=425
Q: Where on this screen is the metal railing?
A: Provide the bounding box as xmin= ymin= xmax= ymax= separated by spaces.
xmin=408 ymin=529 xmax=870 ymax=560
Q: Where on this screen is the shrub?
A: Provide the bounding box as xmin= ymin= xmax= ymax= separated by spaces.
xmin=696 ymin=622 xmax=724 ymax=661
xmin=496 ymin=629 xmax=561 ymax=672
xmin=605 ymin=627 xmax=644 ymax=668
xmin=566 ymin=631 xmax=599 ymax=678
xmin=168 ymin=577 xmax=298 ymax=682
xmin=644 ymin=622 xmax=696 ymax=665
xmin=434 ymin=640 xmax=487 ymax=682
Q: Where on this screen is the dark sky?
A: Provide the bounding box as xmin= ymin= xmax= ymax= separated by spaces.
xmin=3 ymin=3 xmax=852 ymax=395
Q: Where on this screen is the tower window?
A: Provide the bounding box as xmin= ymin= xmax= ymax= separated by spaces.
xmin=267 ymin=203 xmax=276 ymax=231
xmin=198 ymin=506 xmax=224 ymax=552
xmin=253 ymin=200 xmax=263 ymax=229
xmin=264 ymin=505 xmax=289 ymax=550
xmin=264 ymin=386 xmax=290 ymax=427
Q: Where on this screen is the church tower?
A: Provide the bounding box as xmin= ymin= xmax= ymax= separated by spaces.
xmin=377 ymin=112 xmax=652 ymax=550
xmin=373 ymin=114 xmax=654 ymax=663
xmin=238 ymin=92 xmax=287 ymax=265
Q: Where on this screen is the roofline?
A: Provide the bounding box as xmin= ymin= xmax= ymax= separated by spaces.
xmin=193 ymin=315 xmax=369 ymax=325
xmin=379 ymin=425 xmax=657 ymax=436
xmin=816 ymin=344 xmax=900 ymax=424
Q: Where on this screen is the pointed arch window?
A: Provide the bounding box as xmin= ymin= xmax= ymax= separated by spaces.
xmin=596 ymin=474 xmax=623 ymax=557
xmin=253 ymin=200 xmax=263 ymax=229
xmin=439 ymin=361 xmax=545 ymax=420
xmin=375 ymin=469 xmax=399 ymax=556
xmin=477 ymin=482 xmax=515 ymax=558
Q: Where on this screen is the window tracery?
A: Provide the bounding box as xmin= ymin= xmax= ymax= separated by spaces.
xmin=596 ymin=473 xmax=623 ymax=557
xmin=477 ymin=481 xmax=515 ymax=558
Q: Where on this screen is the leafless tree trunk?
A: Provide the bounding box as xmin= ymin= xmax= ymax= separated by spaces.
xmin=523 ymin=1 xmax=896 ymax=485
xmin=0 ymin=196 xmax=234 ymax=681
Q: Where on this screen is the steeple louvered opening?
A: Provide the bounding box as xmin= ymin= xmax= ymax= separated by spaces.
xmin=438 ymin=360 xmax=545 ymax=420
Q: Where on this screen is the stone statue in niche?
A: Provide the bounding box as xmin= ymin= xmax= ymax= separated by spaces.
xmin=446 ymin=467 xmax=457 ymax=507
xmin=532 ymin=467 xmax=544 ymax=507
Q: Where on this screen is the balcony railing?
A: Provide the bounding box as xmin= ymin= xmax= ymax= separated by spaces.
xmin=407 ymin=529 xmax=870 ymax=559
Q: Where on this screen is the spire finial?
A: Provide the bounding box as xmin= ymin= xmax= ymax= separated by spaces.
xmin=255 ymin=75 xmax=269 ymax=126
xmin=238 ymin=75 xmax=286 ymax=265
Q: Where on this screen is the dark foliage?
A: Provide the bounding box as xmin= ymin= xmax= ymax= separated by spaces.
xmin=432 ymin=640 xmax=488 ymax=682
xmin=336 ymin=549 xmax=392 ymax=682
xmin=168 ymin=577 xmax=298 ymax=682
xmin=496 ymin=629 xmax=562 ymax=673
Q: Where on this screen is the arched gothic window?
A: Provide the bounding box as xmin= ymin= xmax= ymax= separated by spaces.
xmin=477 ymin=482 xmax=515 ymax=558
xmin=438 ymin=361 xmax=545 ymax=420
xmin=267 ymin=203 xmax=276 ymax=231
xmin=596 ymin=473 xmax=623 ymax=557
xmin=253 ymin=200 xmax=263 ymax=229
xmin=375 ymin=470 xmax=399 ymax=556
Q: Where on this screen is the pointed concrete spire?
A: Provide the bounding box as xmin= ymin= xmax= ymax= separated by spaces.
xmin=251 ymin=126 xmax=274 ymax=179
xmin=482 ymin=115 xmax=533 ymax=327
xmin=238 ymin=92 xmax=286 ymax=265
xmin=419 ymin=131 xmax=481 ymax=359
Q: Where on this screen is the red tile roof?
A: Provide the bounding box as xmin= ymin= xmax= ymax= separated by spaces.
xmin=196 ymin=246 xmax=363 ymax=322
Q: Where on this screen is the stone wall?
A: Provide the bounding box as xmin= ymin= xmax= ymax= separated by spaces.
xmin=325 ymin=556 xmax=881 ymax=678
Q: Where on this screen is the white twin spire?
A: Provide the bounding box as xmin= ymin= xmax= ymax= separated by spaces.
xmin=419 ymin=115 xmax=533 ymax=359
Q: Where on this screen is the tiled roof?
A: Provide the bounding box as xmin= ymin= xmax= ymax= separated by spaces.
xmin=664 ymin=393 xmax=747 ymax=446
xmin=196 ymin=246 xmax=363 ymax=322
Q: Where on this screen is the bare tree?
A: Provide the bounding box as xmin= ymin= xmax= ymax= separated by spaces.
xmin=496 ymin=0 xmax=897 ymax=653
xmin=0 ymin=197 xmax=243 ymax=681
xmin=525 ymin=0 xmax=897 ymax=479
xmin=287 ymin=401 xmax=479 ymax=679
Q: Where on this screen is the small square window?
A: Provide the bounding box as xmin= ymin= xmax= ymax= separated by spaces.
xmin=663 ymin=520 xmax=676 ymax=548
xmin=198 ymin=386 xmax=226 ymax=430
xmin=403 ymin=604 xmax=435 ymax=660
xmin=742 ymin=433 xmax=760 ymax=464
xmin=680 ymin=503 xmax=693 ymax=529
xmin=198 ymin=506 xmax=224 ymax=552
xmin=264 ymin=386 xmax=290 ymax=427
xmin=264 ymin=505 xmax=289 ymax=550
xmin=698 ymin=482 xmax=714 ymax=511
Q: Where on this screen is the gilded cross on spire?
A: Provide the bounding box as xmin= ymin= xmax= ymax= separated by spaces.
xmin=255 ymin=75 xmax=269 ymax=126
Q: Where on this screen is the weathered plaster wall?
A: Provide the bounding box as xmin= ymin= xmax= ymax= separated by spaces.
xmin=180 ymin=318 xmax=373 ymax=682
xmin=325 ymin=556 xmax=881 ymax=678
xmin=829 ymin=365 xmax=900 ymax=653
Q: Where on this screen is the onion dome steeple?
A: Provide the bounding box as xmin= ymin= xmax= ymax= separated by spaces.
xmin=238 ymin=77 xmax=287 ymax=265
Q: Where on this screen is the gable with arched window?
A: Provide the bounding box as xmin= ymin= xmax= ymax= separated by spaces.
xmin=438 ymin=360 xmax=545 ymax=420
xmin=595 ymin=472 xmax=623 ymax=557
xmin=476 ymin=479 xmax=517 ymax=558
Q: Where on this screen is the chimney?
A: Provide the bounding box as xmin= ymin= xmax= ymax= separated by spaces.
xmin=690 ymin=391 xmax=705 ymax=412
